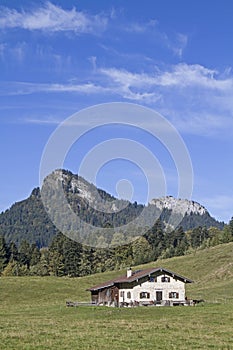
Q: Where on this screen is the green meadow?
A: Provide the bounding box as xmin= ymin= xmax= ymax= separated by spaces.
xmin=1 ymin=242 xmax=233 ymax=349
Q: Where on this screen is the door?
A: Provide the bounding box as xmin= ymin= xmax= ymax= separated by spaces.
xmin=156 ymin=291 xmax=163 ymax=302
xmin=111 ymin=286 xmax=119 ymax=306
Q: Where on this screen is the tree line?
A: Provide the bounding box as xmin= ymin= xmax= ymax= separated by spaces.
xmin=1 ymin=218 xmax=233 ymax=277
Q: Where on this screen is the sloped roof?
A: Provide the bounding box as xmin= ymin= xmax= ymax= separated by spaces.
xmin=87 ymin=267 xmax=193 ymax=291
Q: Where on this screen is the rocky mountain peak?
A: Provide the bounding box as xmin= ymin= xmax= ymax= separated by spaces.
xmin=150 ymin=196 xmax=208 ymax=216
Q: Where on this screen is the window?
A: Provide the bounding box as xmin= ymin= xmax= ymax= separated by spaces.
xmin=127 ymin=291 xmax=131 ymax=299
xmin=161 ymin=276 xmax=170 ymax=283
xmin=120 ymin=291 xmax=124 ymax=298
xmin=169 ymin=292 xmax=179 ymax=299
xmin=149 ymin=276 xmax=157 ymax=282
xmin=140 ymin=292 xmax=150 ymax=299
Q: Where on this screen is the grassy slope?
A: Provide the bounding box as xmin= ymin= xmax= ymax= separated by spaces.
xmin=0 ymin=242 xmax=233 ymax=349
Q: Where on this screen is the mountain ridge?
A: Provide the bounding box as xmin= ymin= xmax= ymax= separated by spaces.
xmin=0 ymin=169 xmax=224 ymax=246
xmin=150 ymin=196 xmax=208 ymax=216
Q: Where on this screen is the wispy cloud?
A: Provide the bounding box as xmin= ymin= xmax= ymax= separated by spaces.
xmin=100 ymin=63 xmax=233 ymax=90
xmin=122 ymin=18 xmax=188 ymax=58
xmin=0 ymin=81 xmax=109 ymax=95
xmin=47 ymin=82 xmax=108 ymax=94
xmin=2 ymin=61 xmax=233 ymax=137
xmin=0 ymin=2 xmax=108 ymax=34
xmin=98 ymin=63 xmax=233 ymax=136
xmin=170 ymin=33 xmax=188 ymax=58
xmin=2 ymin=62 xmax=233 ymax=96
xmin=124 ymin=19 xmax=158 ymax=33
xmin=157 ymin=64 xmax=232 ymax=89
xmin=22 ymin=116 xmax=62 ymax=125
xmin=167 ymin=32 xmax=188 ymax=58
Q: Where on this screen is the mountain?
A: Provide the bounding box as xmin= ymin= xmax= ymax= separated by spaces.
xmin=150 ymin=196 xmax=207 ymax=216
xmin=0 ymin=169 xmax=224 ymax=247
xmin=150 ymin=196 xmax=221 ymax=231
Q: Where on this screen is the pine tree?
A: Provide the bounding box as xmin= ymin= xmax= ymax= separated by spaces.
xmin=150 ymin=219 xmax=166 ymax=259
xmin=63 ymin=238 xmax=82 ymax=277
xmin=49 ymin=251 xmax=65 ymax=276
xmin=0 ymin=235 xmax=9 ymax=273
xmin=8 ymin=241 xmax=18 ymax=262
xmin=37 ymin=250 xmax=50 ymax=276
xmin=49 ymin=233 xmax=66 ymax=256
xmin=79 ymin=246 xmax=96 ymax=276
xmin=30 ymin=243 xmax=41 ymax=266
xmin=132 ymin=237 xmax=153 ymax=265
xmin=19 ymin=240 xmax=31 ymax=268
xmin=229 ymin=217 xmax=233 ymax=237
xmin=2 ymin=260 xmax=20 ymax=276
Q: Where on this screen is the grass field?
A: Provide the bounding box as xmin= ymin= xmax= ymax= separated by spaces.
xmin=1 ymin=242 xmax=233 ymax=349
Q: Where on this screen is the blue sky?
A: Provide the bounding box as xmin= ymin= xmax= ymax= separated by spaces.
xmin=1 ymin=0 xmax=233 ymax=222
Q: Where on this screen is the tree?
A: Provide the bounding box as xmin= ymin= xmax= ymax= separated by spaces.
xmin=49 ymin=251 xmax=65 ymax=276
xmin=49 ymin=233 xmax=65 ymax=256
xmin=111 ymin=232 xmax=125 ymax=247
xmin=63 ymin=238 xmax=82 ymax=277
xmin=190 ymin=227 xmax=204 ymax=248
xmin=2 ymin=260 xmax=21 ymax=276
xmin=19 ymin=240 xmax=31 ymax=268
xmin=153 ymin=219 xmax=165 ymax=253
xmin=30 ymin=243 xmax=41 ymax=266
xmin=79 ymin=246 xmax=97 ymax=276
xmin=2 ymin=261 xmax=15 ymax=276
xmin=132 ymin=237 xmax=153 ymax=265
xmin=228 ymin=217 xmax=233 ymax=238
xmin=220 ymin=225 xmax=232 ymax=244
xmin=8 ymin=241 xmax=18 ymax=262
xmin=0 ymin=235 xmax=8 ymax=274
xmin=114 ymin=244 xmax=133 ymax=270
xmin=35 ymin=249 xmax=50 ymax=276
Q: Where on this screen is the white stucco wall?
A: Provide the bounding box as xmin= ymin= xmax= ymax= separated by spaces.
xmin=118 ymin=274 xmax=186 ymax=303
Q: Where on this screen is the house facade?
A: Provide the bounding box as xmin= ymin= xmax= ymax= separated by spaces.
xmin=88 ymin=267 xmax=193 ymax=307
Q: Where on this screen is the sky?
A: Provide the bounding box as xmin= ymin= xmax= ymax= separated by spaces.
xmin=1 ymin=0 xmax=233 ymax=223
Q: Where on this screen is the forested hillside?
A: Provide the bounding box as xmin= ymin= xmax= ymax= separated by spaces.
xmin=0 ymin=169 xmax=224 ymax=247
xmin=0 ymin=217 xmax=232 ymax=277
xmin=0 ymin=169 xmax=231 ymax=278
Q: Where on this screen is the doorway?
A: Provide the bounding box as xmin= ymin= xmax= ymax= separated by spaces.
xmin=156 ymin=291 xmax=163 ymax=302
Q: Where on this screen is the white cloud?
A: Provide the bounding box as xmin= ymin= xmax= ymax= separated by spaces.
xmin=0 ymin=81 xmax=109 ymax=96
xmin=98 ymin=67 xmax=162 ymax=102
xmin=0 ymin=78 xmax=161 ymax=103
xmin=99 ymin=67 xmax=156 ymax=87
xmin=22 ymin=117 xmax=62 ymax=125
xmin=124 ymin=22 xmax=147 ymax=33
xmin=117 ymin=16 xmax=187 ymax=58
xmin=47 ymin=82 xmax=108 ymax=94
xmin=100 ymin=64 xmax=233 ymax=90
xmin=0 ymin=2 xmax=108 ymax=34
xmin=157 ymin=64 xmax=233 ymax=90
xmin=2 ymin=62 xmax=233 ymax=98
xmin=88 ymin=56 xmax=97 ymax=71
xmin=171 ymin=33 xmax=188 ymax=58
xmin=98 ymin=63 xmax=233 ymax=137
xmin=123 ymin=18 xmax=158 ymax=34
xmin=2 ymin=62 xmax=233 ymax=137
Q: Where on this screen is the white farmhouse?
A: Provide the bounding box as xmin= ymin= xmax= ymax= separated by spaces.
xmin=88 ymin=267 xmax=193 ymax=307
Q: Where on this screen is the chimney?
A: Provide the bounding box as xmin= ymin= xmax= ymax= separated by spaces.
xmin=127 ymin=268 xmax=132 ymax=278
